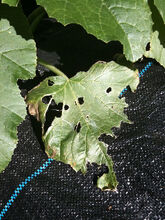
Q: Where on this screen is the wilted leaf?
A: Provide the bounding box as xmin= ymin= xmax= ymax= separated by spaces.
xmin=154 ymin=0 xmax=165 ymax=24
xmin=145 ymin=31 xmax=165 ymax=68
xmin=37 ymin=0 xmax=153 ymax=62
xmin=0 ymin=16 xmax=36 ymax=172
xmin=27 ymin=61 xmax=139 ymax=190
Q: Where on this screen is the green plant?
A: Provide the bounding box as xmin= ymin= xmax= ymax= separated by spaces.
xmin=0 ymin=0 xmax=164 ymax=191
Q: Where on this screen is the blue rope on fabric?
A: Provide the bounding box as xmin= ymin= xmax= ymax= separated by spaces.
xmin=0 ymin=158 xmax=53 ymax=220
xmin=0 ymin=61 xmax=153 ymax=219
xmin=119 ymin=61 xmax=152 ymax=97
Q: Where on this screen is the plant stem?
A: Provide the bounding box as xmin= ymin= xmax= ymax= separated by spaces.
xmin=28 ymin=6 xmax=45 ymax=24
xmin=38 ymin=58 xmax=69 ymax=80
xmin=30 ymin=12 xmax=46 ymax=34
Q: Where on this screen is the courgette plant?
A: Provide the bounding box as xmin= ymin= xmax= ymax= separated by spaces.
xmin=0 ymin=0 xmax=164 ymax=191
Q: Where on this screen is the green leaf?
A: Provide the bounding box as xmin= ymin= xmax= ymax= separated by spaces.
xmin=0 ymin=4 xmax=33 ymax=40
xmin=149 ymin=0 xmax=165 ymax=47
xmin=0 ymin=16 xmax=36 ymax=172
xmin=37 ymin=0 xmax=153 ymax=62
xmin=145 ymin=31 xmax=165 ymax=68
xmin=1 ymin=0 xmax=19 ymax=6
xmin=26 ymin=61 xmax=139 ymax=190
xmin=154 ymin=0 xmax=165 ymax=23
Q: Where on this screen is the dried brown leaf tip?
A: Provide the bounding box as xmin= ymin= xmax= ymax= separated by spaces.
xmin=28 ymin=103 xmax=40 ymax=121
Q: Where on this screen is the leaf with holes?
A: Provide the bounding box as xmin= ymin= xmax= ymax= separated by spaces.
xmin=145 ymin=31 xmax=165 ymax=68
xmin=37 ymin=0 xmax=152 ymax=62
xmin=0 ymin=7 xmax=36 ymax=172
xmin=26 ymin=61 xmax=139 ymax=190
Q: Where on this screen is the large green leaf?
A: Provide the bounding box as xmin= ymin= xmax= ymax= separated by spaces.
xmin=37 ymin=0 xmax=153 ymax=62
xmin=0 ymin=4 xmax=33 ymax=40
xmin=154 ymin=0 xmax=165 ymax=23
xmin=145 ymin=31 xmax=165 ymax=68
xmin=1 ymin=0 xmax=19 ymax=6
xmin=0 ymin=16 xmax=36 ymax=172
xmin=26 ymin=61 xmax=139 ymax=190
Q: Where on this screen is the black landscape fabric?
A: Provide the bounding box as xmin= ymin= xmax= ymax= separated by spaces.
xmin=0 ymin=18 xmax=164 ymax=220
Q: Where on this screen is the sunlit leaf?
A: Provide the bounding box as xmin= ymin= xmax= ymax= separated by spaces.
xmin=0 ymin=7 xmax=36 ymax=172
xmin=145 ymin=31 xmax=165 ymax=68
xmin=1 ymin=0 xmax=19 ymax=6
xmin=37 ymin=0 xmax=153 ymax=62
xmin=27 ymin=61 xmax=139 ymax=190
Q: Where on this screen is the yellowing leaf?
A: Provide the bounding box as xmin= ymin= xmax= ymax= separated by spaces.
xmin=26 ymin=61 xmax=139 ymax=190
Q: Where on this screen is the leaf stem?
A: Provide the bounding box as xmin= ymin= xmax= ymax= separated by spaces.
xmin=30 ymin=12 xmax=46 ymax=34
xmin=38 ymin=58 xmax=69 ymax=80
xmin=28 ymin=6 xmax=45 ymax=24
xmin=28 ymin=6 xmax=47 ymax=34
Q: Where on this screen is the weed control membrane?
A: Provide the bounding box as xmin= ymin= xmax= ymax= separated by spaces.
xmin=0 ymin=18 xmax=164 ymax=219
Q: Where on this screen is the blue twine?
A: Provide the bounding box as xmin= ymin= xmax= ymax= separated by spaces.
xmin=119 ymin=61 xmax=152 ymax=97
xmin=0 ymin=158 xmax=53 ymax=220
xmin=0 ymin=61 xmax=153 ymax=219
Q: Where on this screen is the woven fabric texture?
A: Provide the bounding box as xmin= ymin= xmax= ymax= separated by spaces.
xmin=0 ymin=18 xmax=164 ymax=220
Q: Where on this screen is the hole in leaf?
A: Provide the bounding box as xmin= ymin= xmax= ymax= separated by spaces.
xmin=74 ymin=122 xmax=81 ymax=133
xmin=64 ymin=105 xmax=69 ymax=110
xmin=51 ymin=101 xmax=63 ymax=111
xmin=93 ymin=164 xmax=109 ymax=186
xmin=86 ymin=115 xmax=89 ymax=119
xmin=146 ymin=42 xmax=150 ymax=51
xmin=44 ymin=99 xmax=63 ymax=133
xmin=17 ymin=69 xmax=55 ymax=93
xmin=42 ymin=95 xmax=52 ymax=104
xmin=78 ymin=97 xmax=84 ymax=105
xmin=20 ymin=89 xmax=28 ymax=98
xmin=106 ymin=87 xmax=112 ymax=93
xmin=48 ymin=80 xmax=54 ymax=86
